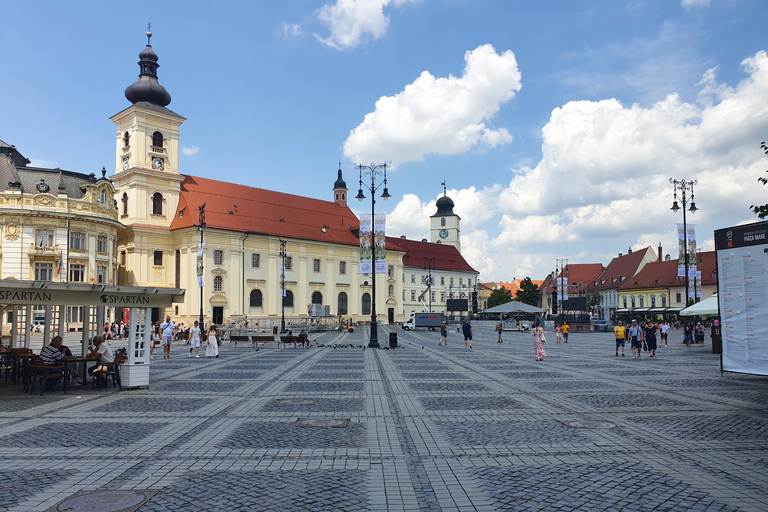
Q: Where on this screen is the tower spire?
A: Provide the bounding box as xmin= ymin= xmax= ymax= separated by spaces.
xmin=124 ymin=28 xmax=172 ymax=107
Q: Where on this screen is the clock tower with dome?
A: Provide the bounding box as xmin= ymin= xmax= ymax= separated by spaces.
xmin=430 ymin=182 xmax=461 ymax=252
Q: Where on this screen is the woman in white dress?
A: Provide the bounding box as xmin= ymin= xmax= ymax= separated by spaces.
xmin=205 ymin=324 xmax=219 ymax=357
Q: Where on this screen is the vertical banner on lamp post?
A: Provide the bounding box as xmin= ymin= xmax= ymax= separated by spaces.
xmin=374 ymin=213 xmax=386 ymax=273
xmin=557 ymin=277 xmax=568 ymax=301
xmin=677 ymin=224 xmax=686 ymax=277
xmin=359 ymin=215 xmax=372 ymax=274
xmin=197 ymin=243 xmax=205 ymax=287
xmin=687 ymin=225 xmax=697 ymax=274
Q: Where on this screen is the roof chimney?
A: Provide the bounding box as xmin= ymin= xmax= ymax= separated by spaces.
xmin=658 ymin=243 xmax=662 ymax=261
xmin=628 ymin=247 xmax=632 ymax=254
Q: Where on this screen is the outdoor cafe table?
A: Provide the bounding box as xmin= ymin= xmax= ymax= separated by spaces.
xmin=63 ymin=357 xmax=99 ymax=390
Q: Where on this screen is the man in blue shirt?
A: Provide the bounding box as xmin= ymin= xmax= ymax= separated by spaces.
xmin=462 ymin=319 xmax=473 ymax=349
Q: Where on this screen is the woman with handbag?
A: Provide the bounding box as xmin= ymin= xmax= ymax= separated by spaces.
xmin=205 ymin=324 xmax=219 ymax=358
xmin=532 ymin=320 xmax=547 ymax=361
xmin=644 ymin=320 xmax=658 ymax=357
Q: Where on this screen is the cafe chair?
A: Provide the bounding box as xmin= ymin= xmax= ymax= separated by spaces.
xmin=29 ymin=358 xmax=65 ymax=396
xmin=0 ymin=348 xmax=12 ymax=383
xmin=94 ymin=352 xmax=127 ymax=390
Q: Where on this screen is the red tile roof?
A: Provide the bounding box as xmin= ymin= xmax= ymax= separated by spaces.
xmin=547 ymin=264 xmax=604 ymax=293
xmin=389 ymin=237 xmax=478 ymax=273
xmin=619 ymin=251 xmax=717 ymax=290
xmin=171 ymin=175 xmax=363 ymax=246
xmin=591 ymin=247 xmax=657 ymax=290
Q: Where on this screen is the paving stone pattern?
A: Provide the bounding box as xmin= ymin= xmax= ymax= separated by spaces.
xmin=1 ymin=326 xmax=767 ymax=511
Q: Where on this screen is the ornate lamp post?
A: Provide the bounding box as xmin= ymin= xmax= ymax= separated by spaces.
xmin=355 ymin=162 xmax=392 ymax=348
xmin=279 ymin=239 xmax=287 ymax=334
xmin=198 ymin=203 xmax=206 ymax=332
xmin=423 ymin=257 xmax=435 ymax=313
xmin=670 ymin=178 xmax=699 ymax=307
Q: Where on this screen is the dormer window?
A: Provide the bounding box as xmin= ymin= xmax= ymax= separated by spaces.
xmin=152 ymin=131 xmax=164 ymax=148
xmin=100 ymin=189 xmax=107 ymax=205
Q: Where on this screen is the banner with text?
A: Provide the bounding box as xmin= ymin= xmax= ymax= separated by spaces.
xmin=374 ymin=213 xmax=387 ymax=273
xmin=359 ymin=215 xmax=372 ymax=274
xmin=557 ymin=277 xmax=568 ymax=301
xmin=677 ymin=225 xmax=697 ymax=277
xmin=197 ymin=243 xmax=205 ymax=287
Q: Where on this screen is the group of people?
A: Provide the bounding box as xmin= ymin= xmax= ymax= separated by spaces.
xmin=150 ymin=317 xmax=220 ymax=359
xmin=39 ymin=334 xmax=115 ymax=389
xmin=614 ymin=320 xmax=670 ymax=358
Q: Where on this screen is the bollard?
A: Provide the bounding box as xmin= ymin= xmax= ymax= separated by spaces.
xmin=389 ymin=332 xmax=397 ymax=348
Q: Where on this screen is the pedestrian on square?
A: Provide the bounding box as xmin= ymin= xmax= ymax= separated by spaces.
xmin=160 ymin=316 xmax=175 ymax=359
xmin=188 ymin=320 xmax=201 ymax=358
xmin=695 ymin=322 xmax=705 ymax=347
xmin=561 ymin=322 xmax=570 ymax=343
xmin=462 ymin=318 xmax=473 ymax=348
xmin=627 ymin=319 xmax=644 ymax=359
xmin=497 ymin=322 xmax=503 ymax=343
xmin=644 ymin=320 xmax=658 ymax=357
xmin=555 ymin=324 xmax=562 ymax=343
xmin=532 ymin=320 xmax=547 ymax=361
xmin=614 ymin=321 xmax=626 ymax=356
xmin=684 ymin=321 xmax=694 ymax=347
xmin=659 ymin=321 xmax=669 ymax=347
xmin=205 ymin=324 xmax=219 ymax=357
xmin=439 ymin=322 xmax=448 ymax=346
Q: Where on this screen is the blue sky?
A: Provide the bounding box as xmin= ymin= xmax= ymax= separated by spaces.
xmin=1 ymin=0 xmax=766 ymax=281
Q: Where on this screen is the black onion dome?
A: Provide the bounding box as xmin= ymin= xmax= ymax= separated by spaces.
xmin=124 ymin=31 xmax=172 ymax=107
xmin=435 ymin=194 xmax=455 ymax=215
xmin=333 ymin=165 xmax=347 ymax=190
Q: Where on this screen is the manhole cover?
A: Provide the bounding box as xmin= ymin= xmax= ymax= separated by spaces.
xmin=296 ymin=418 xmax=349 ymax=428
xmin=276 ymin=398 xmax=318 ymax=406
xmin=53 ymin=490 xmax=155 ymax=512
xmin=567 ymin=420 xmax=616 ymax=429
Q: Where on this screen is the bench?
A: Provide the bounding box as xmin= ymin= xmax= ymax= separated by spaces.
xmin=280 ymin=335 xmax=308 ymax=348
xmin=230 ymin=334 xmax=276 ymax=348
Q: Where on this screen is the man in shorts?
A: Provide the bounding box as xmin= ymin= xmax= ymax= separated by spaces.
xmin=462 ymin=318 xmax=473 ymax=348
xmin=161 ymin=316 xmax=175 ymax=359
xmin=627 ymin=319 xmax=643 ymax=359
xmin=614 ymin=321 xmax=626 ymax=356
xmin=659 ymin=322 xmax=669 ymax=347
xmin=561 ymin=322 xmax=570 ymax=343
xmin=439 ymin=322 xmax=448 ymax=346
xmin=188 ymin=320 xmax=201 ymax=358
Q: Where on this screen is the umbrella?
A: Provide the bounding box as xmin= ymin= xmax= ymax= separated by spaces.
xmin=680 ymin=294 xmax=718 ymax=316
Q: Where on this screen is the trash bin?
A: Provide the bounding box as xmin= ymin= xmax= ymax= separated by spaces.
xmin=389 ymin=332 xmax=397 ymax=348
xmin=273 ymin=326 xmax=278 ymax=335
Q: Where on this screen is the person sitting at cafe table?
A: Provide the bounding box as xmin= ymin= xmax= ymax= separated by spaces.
xmin=86 ymin=335 xmax=114 ymax=379
xmin=40 ymin=336 xmax=67 ymax=388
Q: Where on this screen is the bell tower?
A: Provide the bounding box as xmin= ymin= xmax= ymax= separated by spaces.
xmin=430 ymin=181 xmax=461 ymax=251
xmin=333 ymin=163 xmax=348 ymax=207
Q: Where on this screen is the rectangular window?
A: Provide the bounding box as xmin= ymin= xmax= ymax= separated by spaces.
xmin=623 ymin=297 xmax=627 ymax=308
xmin=676 ymin=292 xmax=682 ymax=303
xmin=339 ymin=261 xmax=346 ymax=275
xmin=67 ymin=305 xmax=83 ymax=324
xmin=639 ymin=297 xmax=644 ymax=307
xmin=313 ymin=258 xmax=321 ymax=272
xmin=651 ymin=296 xmax=656 ymax=307
xmin=459 ymin=278 xmax=463 ymax=286
xmin=97 ymin=235 xmax=107 ymax=253
xmin=440 ymin=276 xmax=445 ymax=285
xmin=35 ymin=262 xmax=53 ymax=281
xmin=97 ymin=265 xmax=106 ymax=284
xmin=450 ymin=277 xmax=454 ymax=286
xmin=388 ymin=265 xmax=393 ymax=278
xmin=411 ymin=291 xmax=416 ymax=301
xmin=70 ymin=232 xmax=85 ymax=251
xmin=36 ymin=229 xmax=54 ymax=249
xmin=431 ymin=292 xmax=435 ymax=302
xmin=631 ymin=299 xmax=636 ymax=308
xmin=69 ymin=264 xmax=85 ymax=282
xmin=441 ymin=292 xmax=445 ymax=302
xmin=121 ymin=251 xmax=126 ymax=265
xmin=468 ymin=279 xmax=472 ymax=286
xmin=411 ymin=274 xmax=415 ymax=283
xmin=284 ymin=256 xmax=292 ymax=271
xmin=214 ymin=250 xmax=223 ymax=266
xmin=662 ymin=296 xmax=667 ymax=307
xmin=252 ymin=253 xmax=260 ymax=268
xmin=153 ymin=251 xmax=163 ymax=266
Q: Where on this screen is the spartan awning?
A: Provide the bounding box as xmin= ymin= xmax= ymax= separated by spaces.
xmin=0 ymin=281 xmax=185 ymax=308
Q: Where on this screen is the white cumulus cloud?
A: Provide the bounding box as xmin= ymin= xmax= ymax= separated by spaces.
xmin=343 ymin=44 xmax=521 ymax=164
xmin=282 ymin=23 xmax=301 ymax=37
xmin=316 ymin=0 xmax=417 ymax=50
xmin=181 ymin=146 xmax=200 ymax=156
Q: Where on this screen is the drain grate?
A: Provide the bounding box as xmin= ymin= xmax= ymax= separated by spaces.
xmin=566 ymin=420 xmax=616 ymax=429
xmin=296 ymin=418 xmax=349 ymax=428
xmin=51 ymin=490 xmax=157 ymax=512
xmin=276 ymin=398 xmax=318 ymax=406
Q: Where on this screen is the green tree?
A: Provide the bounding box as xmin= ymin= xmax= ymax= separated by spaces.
xmin=487 ymin=286 xmax=513 ymax=309
xmin=587 ymin=291 xmax=601 ymax=313
xmin=515 ymin=277 xmax=540 ymax=306
xmin=750 ymin=141 xmax=768 ymax=219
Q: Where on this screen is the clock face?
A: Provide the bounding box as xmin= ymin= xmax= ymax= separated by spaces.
xmin=122 ymin=157 xmax=129 ymax=170
xmin=439 ymin=229 xmax=449 ymax=239
xmin=152 ymin=157 xmax=164 ymax=170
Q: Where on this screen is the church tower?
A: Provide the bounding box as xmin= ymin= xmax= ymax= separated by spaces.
xmin=430 ymin=182 xmax=460 ymax=251
xmin=110 ymin=29 xmax=185 ymax=228
xmin=333 ymin=163 xmax=348 ymax=207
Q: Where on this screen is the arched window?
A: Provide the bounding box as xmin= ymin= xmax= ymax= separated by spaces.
xmin=341 ymin=193 xmax=345 ymax=201
xmin=213 ymin=276 xmax=223 ymax=292
xmin=441 ymin=218 xmax=446 ymax=226
xmin=283 ymin=290 xmax=294 ymax=307
xmin=338 ymin=292 xmax=348 ymax=315
xmin=152 ymin=192 xmax=163 ymax=215
xmin=311 ymin=291 xmax=323 ymax=305
xmin=152 ymin=131 xmax=164 ymax=148
xmin=123 ymin=132 xmax=130 ymax=148
xmin=388 ymin=284 xmax=394 ymax=297
xmin=335 ymin=193 xmax=339 ymax=200
xmin=175 ymin=250 xmax=181 ymax=289
xmin=121 ymin=193 xmax=128 ymax=215
xmin=362 ymin=293 xmax=371 ymax=315
xmin=250 ymin=289 xmax=263 ymax=307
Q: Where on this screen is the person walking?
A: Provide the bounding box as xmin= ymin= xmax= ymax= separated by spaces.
xmin=614 ymin=320 xmax=626 ymax=356
xmin=695 ymin=322 xmax=705 ymax=347
xmin=684 ymin=321 xmax=694 ymax=347
xmin=188 ymin=320 xmax=202 ymax=358
xmin=439 ymin=322 xmax=448 ymax=346
xmin=561 ymin=322 xmax=570 ymax=343
xmin=659 ymin=321 xmax=669 ymax=347
xmin=644 ymin=320 xmax=658 ymax=357
xmin=555 ymin=324 xmax=562 ymax=343
xmin=462 ymin=318 xmax=473 ymax=348
xmin=627 ymin=319 xmax=643 ymax=359
xmin=205 ymin=324 xmax=219 ymax=357
xmin=160 ymin=316 xmax=175 ymax=359
xmin=532 ymin=320 xmax=547 ymax=361
xmin=497 ymin=322 xmax=503 ymax=343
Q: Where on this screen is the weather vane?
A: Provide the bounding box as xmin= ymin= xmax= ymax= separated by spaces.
xmin=147 ymin=22 xmax=152 ymax=44
xmin=441 ymin=181 xmax=446 ymax=195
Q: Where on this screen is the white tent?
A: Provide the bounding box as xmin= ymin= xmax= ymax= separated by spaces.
xmin=680 ymin=294 xmax=718 ymax=316
xmin=484 ymin=301 xmax=545 ymax=314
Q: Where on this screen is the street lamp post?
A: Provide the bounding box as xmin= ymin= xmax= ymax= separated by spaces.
xmin=670 ymin=178 xmax=699 ymax=307
xmin=356 ymin=162 xmax=392 ymax=348
xmin=279 ymin=239 xmax=287 ymax=334
xmin=198 ymin=203 xmax=206 ymax=333
xmin=424 ymin=257 xmax=435 ymax=313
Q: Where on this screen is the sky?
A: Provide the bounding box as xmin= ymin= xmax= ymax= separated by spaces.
xmin=1 ymin=0 xmax=767 ymax=282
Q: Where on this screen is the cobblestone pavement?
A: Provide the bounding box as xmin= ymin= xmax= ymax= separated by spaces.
xmin=1 ymin=326 xmax=767 ymax=511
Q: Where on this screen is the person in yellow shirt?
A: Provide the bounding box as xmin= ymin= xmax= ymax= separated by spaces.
xmin=614 ymin=321 xmax=626 ymax=356
xmin=561 ymin=323 xmax=570 ymax=343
